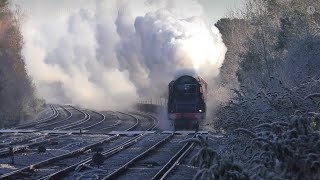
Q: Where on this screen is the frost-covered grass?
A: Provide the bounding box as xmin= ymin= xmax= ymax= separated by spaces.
xmin=191 ymin=78 xmax=320 ymax=179
xmin=198 ymin=0 xmax=320 ymax=179
xmin=187 ymin=135 xmax=249 ymax=180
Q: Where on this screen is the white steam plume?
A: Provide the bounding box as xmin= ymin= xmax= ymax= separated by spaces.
xmin=13 ymin=0 xmax=226 ymax=110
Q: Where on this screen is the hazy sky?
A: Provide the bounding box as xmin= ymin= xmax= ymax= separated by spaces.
xmin=200 ymin=0 xmax=244 ymax=22
xmin=12 ymin=0 xmax=241 ymax=109
xmin=12 ymin=0 xmax=244 ymax=22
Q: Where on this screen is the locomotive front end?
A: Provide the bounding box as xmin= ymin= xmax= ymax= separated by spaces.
xmin=167 ymin=75 xmax=207 ymax=130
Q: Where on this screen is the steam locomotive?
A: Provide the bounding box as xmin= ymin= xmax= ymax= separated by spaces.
xmin=167 ymin=75 xmax=207 ymax=130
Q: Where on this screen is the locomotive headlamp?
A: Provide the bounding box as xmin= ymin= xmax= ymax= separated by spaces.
xmin=199 ymin=109 xmax=202 ymax=112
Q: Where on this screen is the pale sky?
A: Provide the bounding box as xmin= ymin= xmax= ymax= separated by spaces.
xmin=200 ymin=0 xmax=244 ymax=22
xmin=12 ymin=0 xmax=244 ymax=24
xmin=11 ymin=0 xmax=243 ymax=108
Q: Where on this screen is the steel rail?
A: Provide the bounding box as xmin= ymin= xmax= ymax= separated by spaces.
xmin=35 ymin=105 xmax=73 ymax=129
xmin=0 ymin=134 xmax=69 ymax=157
xmin=0 ymin=112 xmax=158 ymax=179
xmin=41 ymin=112 xmax=158 ymax=180
xmin=53 ymin=106 xmax=90 ymax=130
xmin=151 ymin=142 xmax=195 ymax=180
xmin=116 ymin=111 xmax=139 ymax=131
xmin=129 ymin=111 xmax=159 ymax=130
xmin=0 ymin=134 xmax=40 ymax=148
xmin=81 ymin=111 xmax=106 ymax=130
xmin=102 ymin=133 xmax=174 ymax=179
xmin=15 ymin=104 xmax=59 ymax=129
xmin=0 ymin=135 xmax=119 ymax=179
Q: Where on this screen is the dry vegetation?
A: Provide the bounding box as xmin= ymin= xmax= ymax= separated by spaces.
xmin=193 ymin=0 xmax=320 ymax=179
xmin=0 ymin=0 xmax=43 ymax=127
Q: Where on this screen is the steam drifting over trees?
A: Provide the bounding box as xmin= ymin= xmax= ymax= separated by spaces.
xmin=0 ymin=0 xmax=41 ymax=127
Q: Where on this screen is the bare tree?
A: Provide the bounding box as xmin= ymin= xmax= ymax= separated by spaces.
xmin=0 ymin=1 xmax=42 ymax=127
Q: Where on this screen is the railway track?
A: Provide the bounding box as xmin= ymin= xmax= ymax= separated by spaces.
xmin=66 ymin=110 xmax=111 ymax=132
xmin=71 ymin=134 xmax=171 ymax=180
xmin=85 ymin=111 xmax=119 ymax=133
xmin=0 ymin=111 xmax=138 ymax=159
xmin=52 ymin=106 xmax=90 ymax=131
xmin=35 ymin=105 xmax=73 ymax=130
xmin=128 ymin=112 xmax=159 ymax=131
xmin=102 ymin=134 xmax=194 ymax=180
xmin=0 ymin=134 xmax=68 ymax=157
xmin=95 ymin=111 xmax=151 ymax=132
xmin=114 ymin=112 xmax=140 ymax=131
xmin=80 ymin=111 xmax=106 ymax=131
xmin=15 ymin=104 xmax=60 ymax=129
xmin=0 ymin=111 xmax=158 ymax=179
xmin=0 ymin=108 xmax=206 ymax=180
xmin=164 ymin=144 xmax=200 ymax=180
xmin=151 ymin=139 xmax=194 ymax=180
xmin=51 ymin=109 xmax=134 ymax=132
xmin=0 ymin=106 xmax=77 ymax=157
xmin=0 ymin=133 xmax=40 ymax=148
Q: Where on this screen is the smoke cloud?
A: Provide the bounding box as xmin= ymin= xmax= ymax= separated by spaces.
xmin=13 ymin=0 xmax=227 ymax=110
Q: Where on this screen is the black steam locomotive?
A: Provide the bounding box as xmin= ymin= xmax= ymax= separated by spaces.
xmin=167 ymin=75 xmax=207 ymax=130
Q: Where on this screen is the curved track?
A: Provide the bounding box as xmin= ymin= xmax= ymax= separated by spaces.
xmin=0 ymin=111 xmax=159 ymax=179
xmin=52 ymin=106 xmax=89 ymax=130
xmin=15 ymin=104 xmax=60 ymax=129
xmin=0 ymin=108 xmax=203 ymax=180
xmin=35 ymin=105 xmax=73 ymax=130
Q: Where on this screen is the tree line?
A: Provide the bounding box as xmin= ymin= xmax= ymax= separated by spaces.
xmin=192 ymin=0 xmax=320 ymax=179
xmin=0 ymin=0 xmax=43 ymax=127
